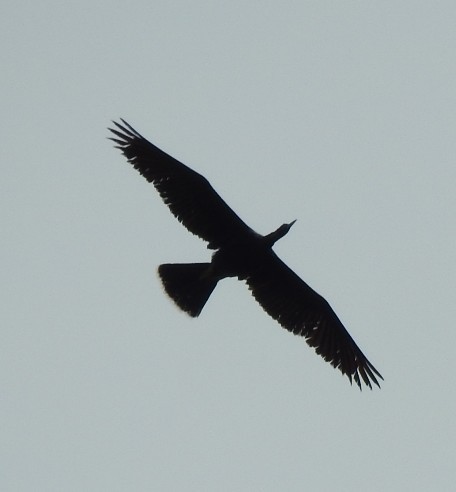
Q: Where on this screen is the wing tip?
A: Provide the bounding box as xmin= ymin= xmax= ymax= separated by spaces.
xmin=348 ymin=362 xmax=383 ymax=391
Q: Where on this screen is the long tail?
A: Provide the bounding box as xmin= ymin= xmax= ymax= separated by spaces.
xmin=158 ymin=263 xmax=218 ymax=317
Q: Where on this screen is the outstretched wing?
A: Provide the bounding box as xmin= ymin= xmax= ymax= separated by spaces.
xmin=246 ymin=253 xmax=383 ymax=389
xmin=109 ymin=119 xmax=255 ymax=249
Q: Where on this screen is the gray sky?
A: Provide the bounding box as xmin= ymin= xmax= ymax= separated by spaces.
xmin=2 ymin=1 xmax=456 ymax=490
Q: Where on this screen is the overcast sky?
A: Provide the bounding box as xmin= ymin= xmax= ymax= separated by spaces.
xmin=2 ymin=1 xmax=456 ymax=490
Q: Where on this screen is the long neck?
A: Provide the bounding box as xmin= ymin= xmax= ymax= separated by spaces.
xmin=263 ymin=224 xmax=290 ymax=247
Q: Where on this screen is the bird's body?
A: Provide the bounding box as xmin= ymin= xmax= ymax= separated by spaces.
xmin=109 ymin=119 xmax=383 ymax=389
xmin=211 ymin=224 xmax=291 ymax=280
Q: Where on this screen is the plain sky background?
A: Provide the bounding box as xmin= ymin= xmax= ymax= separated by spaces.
xmin=2 ymin=1 xmax=456 ymax=490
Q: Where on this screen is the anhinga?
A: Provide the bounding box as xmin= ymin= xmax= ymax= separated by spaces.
xmin=109 ymin=119 xmax=383 ymax=389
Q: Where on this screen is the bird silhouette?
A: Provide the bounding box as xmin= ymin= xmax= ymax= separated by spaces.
xmin=109 ymin=119 xmax=383 ymax=389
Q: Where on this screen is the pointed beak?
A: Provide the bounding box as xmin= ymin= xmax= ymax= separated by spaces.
xmin=289 ymin=219 xmax=297 ymax=228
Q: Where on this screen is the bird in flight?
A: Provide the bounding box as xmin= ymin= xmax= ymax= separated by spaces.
xmin=109 ymin=119 xmax=382 ymax=389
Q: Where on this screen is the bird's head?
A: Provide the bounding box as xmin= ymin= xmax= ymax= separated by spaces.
xmin=264 ymin=219 xmax=297 ymax=246
xmin=282 ymin=219 xmax=297 ymax=234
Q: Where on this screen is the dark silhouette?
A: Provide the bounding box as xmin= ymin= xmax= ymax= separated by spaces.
xmin=109 ymin=119 xmax=383 ymax=389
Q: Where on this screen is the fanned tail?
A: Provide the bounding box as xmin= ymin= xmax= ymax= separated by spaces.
xmin=158 ymin=263 xmax=217 ymax=317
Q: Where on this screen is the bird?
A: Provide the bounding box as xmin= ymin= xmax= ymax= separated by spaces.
xmin=109 ymin=119 xmax=383 ymax=390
